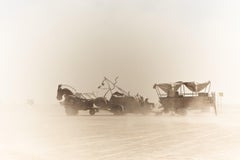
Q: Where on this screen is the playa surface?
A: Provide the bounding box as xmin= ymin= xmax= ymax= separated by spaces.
xmin=0 ymin=104 xmax=239 ymax=160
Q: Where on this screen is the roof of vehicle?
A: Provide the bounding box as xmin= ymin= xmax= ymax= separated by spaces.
xmin=153 ymin=81 xmax=211 ymax=93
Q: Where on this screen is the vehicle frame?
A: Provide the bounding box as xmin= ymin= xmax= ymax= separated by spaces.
xmin=153 ymin=81 xmax=217 ymax=115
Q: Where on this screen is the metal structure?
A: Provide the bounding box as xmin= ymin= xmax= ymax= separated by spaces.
xmin=153 ymin=81 xmax=217 ymax=115
xmin=98 ymin=77 xmax=154 ymax=115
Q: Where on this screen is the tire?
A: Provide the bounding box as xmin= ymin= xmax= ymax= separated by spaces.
xmin=65 ymin=106 xmax=78 ymax=116
xmin=112 ymin=105 xmax=124 ymax=115
xmin=89 ymin=109 xmax=96 ymax=116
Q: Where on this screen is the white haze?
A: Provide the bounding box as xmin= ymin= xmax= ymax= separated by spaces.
xmin=1 ymin=0 xmax=240 ymax=104
xmin=0 ymin=104 xmax=240 ymax=160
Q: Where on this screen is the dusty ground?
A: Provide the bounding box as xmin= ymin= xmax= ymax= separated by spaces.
xmin=0 ymin=104 xmax=239 ymax=160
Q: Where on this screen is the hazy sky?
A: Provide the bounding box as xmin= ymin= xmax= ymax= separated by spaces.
xmin=1 ymin=0 xmax=240 ymax=104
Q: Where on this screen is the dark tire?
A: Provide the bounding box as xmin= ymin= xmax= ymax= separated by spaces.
xmin=112 ymin=105 xmax=124 ymax=115
xmin=65 ymin=106 xmax=78 ymax=116
xmin=89 ymin=109 xmax=96 ymax=116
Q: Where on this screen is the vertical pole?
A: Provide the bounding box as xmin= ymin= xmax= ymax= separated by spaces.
xmin=213 ymin=92 xmax=217 ymax=116
xmin=183 ymin=84 xmax=185 ymax=96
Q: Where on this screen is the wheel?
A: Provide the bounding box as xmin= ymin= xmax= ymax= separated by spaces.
xmin=112 ymin=105 xmax=124 ymax=115
xmin=65 ymin=106 xmax=78 ymax=116
xmin=89 ymin=108 xmax=96 ymax=116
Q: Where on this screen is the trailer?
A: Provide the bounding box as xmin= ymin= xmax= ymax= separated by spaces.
xmin=98 ymin=77 xmax=154 ymax=115
xmin=153 ymin=81 xmax=217 ymax=115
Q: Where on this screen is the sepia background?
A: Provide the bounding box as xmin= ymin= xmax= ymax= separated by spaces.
xmin=1 ymin=0 xmax=240 ymax=104
xmin=1 ymin=1 xmax=240 ymax=160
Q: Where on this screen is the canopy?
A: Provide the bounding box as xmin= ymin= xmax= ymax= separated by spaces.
xmin=75 ymin=92 xmax=97 ymax=99
xmin=154 ymin=81 xmax=211 ymax=94
xmin=153 ymin=82 xmax=182 ymax=94
xmin=183 ymin=81 xmax=210 ymax=92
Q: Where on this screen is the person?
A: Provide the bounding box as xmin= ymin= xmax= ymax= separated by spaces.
xmin=145 ymin=98 xmax=149 ymax=103
xmin=168 ymin=88 xmax=178 ymax=97
xmin=139 ymin=96 xmax=144 ymax=106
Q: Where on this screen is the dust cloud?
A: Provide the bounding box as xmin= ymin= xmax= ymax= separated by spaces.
xmin=0 ymin=104 xmax=240 ymax=160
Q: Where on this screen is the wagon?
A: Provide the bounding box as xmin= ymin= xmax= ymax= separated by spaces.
xmin=57 ymin=84 xmax=106 ymax=116
xmin=98 ymin=77 xmax=154 ymax=115
xmin=153 ymin=81 xmax=217 ymax=115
